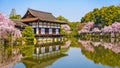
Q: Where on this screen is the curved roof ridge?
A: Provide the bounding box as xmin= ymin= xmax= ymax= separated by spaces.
xmin=28 ymin=8 xmax=52 ymax=14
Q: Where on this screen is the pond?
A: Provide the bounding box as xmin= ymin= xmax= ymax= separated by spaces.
xmin=0 ymin=38 xmax=120 ymax=68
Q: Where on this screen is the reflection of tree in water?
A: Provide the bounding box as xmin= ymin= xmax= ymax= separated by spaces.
xmin=20 ymin=45 xmax=34 ymax=57
xmin=67 ymin=37 xmax=79 ymax=47
xmin=0 ymin=45 xmax=23 ymax=68
xmin=78 ymin=39 xmax=120 ymax=67
xmin=79 ymin=39 xmax=120 ymax=53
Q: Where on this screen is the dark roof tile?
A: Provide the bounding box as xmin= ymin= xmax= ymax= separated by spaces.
xmin=12 ymin=20 xmax=27 ymax=27
xmin=28 ymin=8 xmax=56 ymax=21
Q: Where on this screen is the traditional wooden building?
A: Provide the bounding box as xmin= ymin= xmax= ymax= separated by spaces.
xmin=21 ymin=8 xmax=66 ymax=43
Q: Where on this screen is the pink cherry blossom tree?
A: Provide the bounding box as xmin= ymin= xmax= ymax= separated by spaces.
xmin=79 ymin=21 xmax=120 ymax=33
xmin=101 ymin=26 xmax=113 ymax=33
xmin=0 ymin=12 xmax=21 ymax=41
xmin=101 ymin=22 xmax=120 ymax=33
xmin=111 ymin=22 xmax=120 ymax=33
xmin=79 ymin=22 xmax=94 ymax=33
xmin=92 ymin=28 xmax=101 ymax=32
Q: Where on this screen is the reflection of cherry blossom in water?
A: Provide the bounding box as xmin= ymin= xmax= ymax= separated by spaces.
xmin=0 ymin=49 xmax=23 ymax=68
xmin=78 ymin=39 xmax=120 ymax=53
xmin=112 ymin=45 xmax=120 ymax=53
xmin=78 ymin=40 xmax=94 ymax=52
xmin=91 ymin=41 xmax=101 ymax=47
xmin=61 ymin=40 xmax=71 ymax=48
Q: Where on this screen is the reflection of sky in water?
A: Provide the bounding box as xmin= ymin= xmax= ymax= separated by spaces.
xmin=13 ymin=63 xmax=25 ymax=68
xmin=46 ymin=48 xmax=109 ymax=68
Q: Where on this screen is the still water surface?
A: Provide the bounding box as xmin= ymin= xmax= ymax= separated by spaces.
xmin=45 ymin=48 xmax=110 ymax=68
xmin=1 ymin=38 xmax=120 ymax=68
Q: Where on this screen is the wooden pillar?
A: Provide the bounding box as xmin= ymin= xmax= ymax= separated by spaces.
xmin=36 ymin=28 xmax=39 ymax=35
xmin=36 ymin=20 xmax=39 ymax=35
xmin=36 ymin=47 xmax=39 ymax=56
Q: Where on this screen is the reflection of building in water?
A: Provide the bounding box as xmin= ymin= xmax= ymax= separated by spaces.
xmin=78 ymin=39 xmax=120 ymax=53
xmin=22 ymin=53 xmax=67 ymax=68
xmin=22 ymin=44 xmax=67 ymax=68
xmin=0 ymin=46 xmax=22 ymax=68
xmin=37 ymin=37 xmax=65 ymax=44
xmin=33 ymin=44 xmax=61 ymax=57
xmin=21 ymin=41 xmax=67 ymax=68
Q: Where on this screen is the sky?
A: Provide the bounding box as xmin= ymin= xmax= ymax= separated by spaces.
xmin=0 ymin=0 xmax=120 ymax=21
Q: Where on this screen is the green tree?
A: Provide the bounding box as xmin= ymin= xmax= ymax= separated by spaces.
xmin=22 ymin=26 xmax=34 ymax=44
xmin=57 ymin=15 xmax=69 ymax=22
xmin=60 ymin=27 xmax=66 ymax=35
xmin=10 ymin=15 xmax=21 ymax=19
xmin=68 ymin=22 xmax=79 ymax=35
xmin=81 ymin=5 xmax=120 ymax=26
xmin=115 ymin=14 xmax=120 ymax=22
xmin=81 ymin=11 xmax=94 ymax=23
